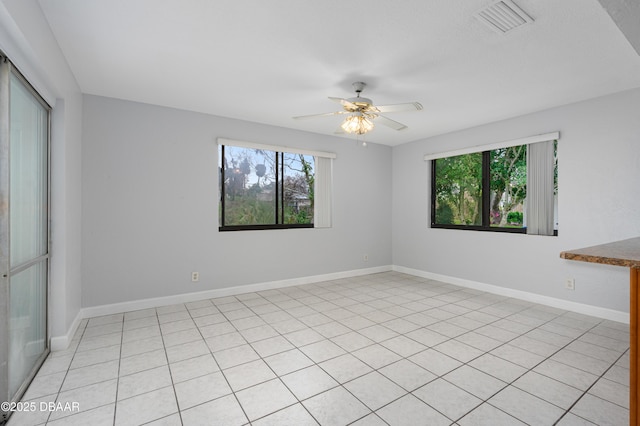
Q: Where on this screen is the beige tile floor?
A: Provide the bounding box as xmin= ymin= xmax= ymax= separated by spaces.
xmin=7 ymin=272 xmax=630 ymax=425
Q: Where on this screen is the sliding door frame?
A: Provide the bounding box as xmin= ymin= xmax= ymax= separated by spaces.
xmin=0 ymin=53 xmax=52 ymax=423
xmin=0 ymin=54 xmax=11 ymax=423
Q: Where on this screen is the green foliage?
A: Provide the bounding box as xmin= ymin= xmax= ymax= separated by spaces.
xmin=489 ymin=145 xmax=526 ymax=226
xmin=284 ymin=206 xmax=312 ymax=224
xmin=490 ymin=146 xmax=526 ymax=197
xmin=299 ymin=154 xmax=315 ymax=205
xmin=553 ymin=140 xmax=558 ymax=194
xmin=435 ymin=203 xmax=454 ymax=225
xmin=506 ymin=211 xmax=523 ymax=225
xmin=433 ymin=142 xmax=557 ymax=228
xmin=434 ymin=153 xmax=483 ymax=225
xmin=224 ymin=196 xmax=275 ymax=225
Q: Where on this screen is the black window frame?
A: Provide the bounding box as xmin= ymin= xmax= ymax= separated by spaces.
xmin=219 ymin=144 xmax=314 ymax=232
xmin=430 ymin=146 xmax=558 ymax=235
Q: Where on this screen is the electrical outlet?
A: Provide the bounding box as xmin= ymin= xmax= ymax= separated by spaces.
xmin=363 ymin=254 xmax=369 ymax=262
xmin=565 ymin=278 xmax=575 ymax=290
xmin=191 ymin=272 xmax=199 ymax=282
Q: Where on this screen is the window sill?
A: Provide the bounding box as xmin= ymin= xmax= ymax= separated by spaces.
xmin=430 ymin=224 xmax=558 ymax=236
xmin=219 ymin=224 xmax=314 ymax=232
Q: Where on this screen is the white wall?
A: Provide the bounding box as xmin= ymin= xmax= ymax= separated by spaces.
xmin=0 ymin=0 xmax=83 ymax=341
xmin=3 ymin=0 xmax=637 ymax=342
xmin=392 ymin=88 xmax=640 ymax=313
xmin=81 ymin=95 xmax=392 ymax=307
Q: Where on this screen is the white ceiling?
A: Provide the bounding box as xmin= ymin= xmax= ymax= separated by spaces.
xmin=38 ymin=0 xmax=640 ymax=146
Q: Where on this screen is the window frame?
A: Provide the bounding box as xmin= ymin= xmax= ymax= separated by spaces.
xmin=429 ymin=137 xmax=558 ymax=236
xmin=431 ymin=151 xmax=528 ymax=234
xmin=218 ymin=143 xmax=315 ymax=232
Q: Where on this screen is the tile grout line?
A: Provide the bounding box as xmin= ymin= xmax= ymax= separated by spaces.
xmin=226 ymin=279 xmax=522 ymax=424
xmin=552 ymin=347 xmax=630 ymax=425
xmin=44 ymin=318 xmax=88 ymax=425
xmin=216 ymin=293 xmax=327 ymax=425
xmin=111 ymin=315 xmax=125 ymax=426
xmin=189 ymin=300 xmax=253 ymax=426
xmin=347 ymin=292 xmax=577 ymax=424
xmin=156 ymin=308 xmax=185 ymax=426
xmin=223 ymin=277 xmax=627 ymax=425
xmin=473 ymin=315 xmax=628 ymax=424
xmin=29 ymin=272 xmax=630 ymax=426
xmin=211 ymin=281 xmax=404 ymax=424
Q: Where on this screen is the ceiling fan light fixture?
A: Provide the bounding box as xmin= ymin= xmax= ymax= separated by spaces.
xmin=293 ymin=81 xmax=421 ymax=135
xmin=341 ymin=114 xmax=374 ymax=135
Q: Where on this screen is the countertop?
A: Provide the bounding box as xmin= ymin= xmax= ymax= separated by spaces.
xmin=560 ymin=237 xmax=640 ymax=268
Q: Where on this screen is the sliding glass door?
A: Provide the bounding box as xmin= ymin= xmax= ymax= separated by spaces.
xmin=0 ymin=55 xmax=50 ymax=420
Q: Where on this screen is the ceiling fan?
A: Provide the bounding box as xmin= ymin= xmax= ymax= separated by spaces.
xmin=293 ymin=82 xmax=423 ymax=135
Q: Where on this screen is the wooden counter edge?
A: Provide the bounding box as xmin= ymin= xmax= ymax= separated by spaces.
xmin=559 ymin=251 xmax=640 ymax=269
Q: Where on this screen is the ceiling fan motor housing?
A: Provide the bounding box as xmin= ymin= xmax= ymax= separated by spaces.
xmin=352 ymin=81 xmax=367 ymax=94
xmin=346 ymin=82 xmax=376 ymax=111
xmin=346 ymin=97 xmax=374 ymax=111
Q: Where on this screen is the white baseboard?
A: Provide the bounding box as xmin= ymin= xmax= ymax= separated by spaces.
xmin=50 ymin=263 xmax=628 ymax=351
xmin=392 ymin=265 xmax=629 ymax=324
xmin=50 ymin=265 xmax=392 ymax=351
xmin=50 ymin=311 xmax=83 ymax=352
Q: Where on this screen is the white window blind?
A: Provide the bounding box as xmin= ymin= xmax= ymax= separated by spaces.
xmin=526 ymin=140 xmax=555 ymax=235
xmin=314 ymin=156 xmax=333 ymax=228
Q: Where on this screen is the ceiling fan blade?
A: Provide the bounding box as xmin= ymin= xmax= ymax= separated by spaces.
xmin=328 ymin=97 xmax=358 ymax=110
xmin=334 ymin=126 xmax=345 ymax=134
xmin=374 ymin=102 xmax=423 ymax=113
xmin=293 ymin=111 xmax=343 ymax=120
xmin=375 ymin=114 xmax=408 ymax=131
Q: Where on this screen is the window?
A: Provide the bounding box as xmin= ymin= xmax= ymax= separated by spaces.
xmin=433 ymin=152 xmax=483 ymax=226
xmin=218 ymin=138 xmax=335 ymax=231
xmin=219 ymin=144 xmax=315 ymax=230
xmin=430 ymin=137 xmax=558 ymax=235
xmin=489 ymin=145 xmax=527 ymax=229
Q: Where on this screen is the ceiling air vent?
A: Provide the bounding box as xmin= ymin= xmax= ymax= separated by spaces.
xmin=474 ymin=0 xmax=534 ymax=34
